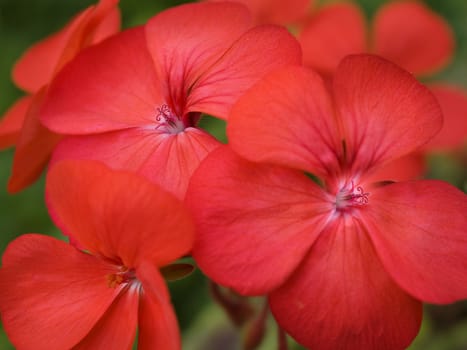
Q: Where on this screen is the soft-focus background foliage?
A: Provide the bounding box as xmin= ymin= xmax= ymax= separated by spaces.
xmin=0 ymin=0 xmax=466 ymax=349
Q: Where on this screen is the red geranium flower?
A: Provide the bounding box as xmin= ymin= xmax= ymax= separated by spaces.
xmin=0 ymin=0 xmax=120 ymax=193
xmin=298 ymin=1 xmax=467 ymax=178
xmin=0 ymin=160 xmax=194 ymax=349
xmin=186 ymin=55 xmax=467 ymax=350
xmin=39 ymin=2 xmax=301 ymax=199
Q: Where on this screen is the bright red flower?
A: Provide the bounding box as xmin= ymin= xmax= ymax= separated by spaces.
xmin=39 ymin=2 xmax=301 ymax=199
xmin=186 ymin=55 xmax=467 ymax=350
xmin=298 ymin=0 xmax=467 ymax=176
xmin=0 ymin=160 xmax=194 ymax=350
xmin=0 ymin=0 xmax=120 ymax=193
xmin=205 ymin=0 xmax=312 ymax=25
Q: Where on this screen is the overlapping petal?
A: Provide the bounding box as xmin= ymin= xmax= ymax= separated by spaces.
xmin=363 ymin=180 xmax=467 ymax=304
xmin=299 ymin=3 xmax=367 ymax=76
xmin=50 ymin=127 xmax=220 ymax=199
xmin=333 ymin=55 xmax=443 ymax=174
xmin=145 ymin=2 xmax=252 ymax=115
xmin=50 ymin=0 xmax=120 ymax=78
xmin=136 ymin=128 xmax=221 ymax=198
xmin=270 ymin=219 xmax=422 ymax=350
xmin=372 ymin=1 xmax=454 ymax=76
xmin=2 ymin=0 xmax=120 ymax=193
xmin=187 ymin=25 xmax=302 ymax=119
xmin=45 ymin=160 xmax=194 ymax=268
xmin=12 ymin=9 xmax=92 ymax=93
xmin=228 ymin=66 xmax=341 ymax=177
xmin=137 ymin=261 xmax=180 ymax=350
xmin=40 ymin=26 xmax=163 ymax=134
xmin=187 ymin=146 xmax=333 ymax=295
xmin=13 ymin=0 xmax=120 ymax=93
xmin=0 ymin=96 xmax=32 ymax=149
xmin=48 ymin=131 xmax=153 ymax=173
xmin=91 ymin=0 xmax=121 ymax=43
xmin=426 ymin=84 xmax=467 ymax=150
xmin=0 ymin=234 xmax=123 ymax=350
xmin=74 ymin=287 xmax=139 ymax=350
xmin=7 ymin=89 xmax=61 ymax=193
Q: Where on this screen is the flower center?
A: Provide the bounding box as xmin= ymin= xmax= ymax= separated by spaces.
xmin=106 ymin=266 xmax=136 ymax=288
xmin=335 ymin=181 xmax=369 ymax=211
xmin=155 ymin=104 xmax=185 ymax=134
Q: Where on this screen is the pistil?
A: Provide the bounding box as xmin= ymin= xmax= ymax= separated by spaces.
xmin=335 ymin=181 xmax=369 ymax=211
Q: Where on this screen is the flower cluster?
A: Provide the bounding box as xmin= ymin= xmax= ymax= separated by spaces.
xmin=0 ymin=1 xmax=466 ymax=349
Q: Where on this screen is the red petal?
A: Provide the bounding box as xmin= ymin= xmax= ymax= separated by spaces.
xmin=364 ymin=153 xmax=427 ymax=183
xmin=12 ymin=9 xmax=92 ymax=93
xmin=187 ymin=146 xmax=332 ymax=295
xmin=270 ymin=219 xmax=422 ymax=350
xmin=90 ymin=0 xmax=121 ymax=43
xmin=425 ymin=84 xmax=467 ymax=150
xmin=137 ymin=261 xmax=180 ymax=350
xmin=7 ymin=89 xmax=61 ymax=193
xmin=137 ymin=129 xmax=222 ymax=199
xmin=208 ymin=0 xmax=311 ymax=25
xmin=145 ymin=2 xmax=251 ymax=115
xmin=0 ymin=96 xmax=32 ymax=149
xmin=334 ymin=54 xmax=442 ymax=174
xmin=228 ymin=66 xmax=341 ymax=177
xmin=373 ymin=1 xmax=454 ymax=76
xmin=363 ymin=180 xmax=467 ymax=304
xmin=52 ymin=0 xmax=121 ymax=77
xmin=50 ymin=126 xmax=220 ymax=199
xmin=74 ymin=287 xmax=139 ymax=350
xmin=40 ymin=27 xmax=163 ymax=134
xmin=187 ymin=25 xmax=302 ymax=120
xmin=92 ymin=7 xmax=121 ymax=43
xmin=0 ymin=234 xmax=122 ymax=350
xmin=299 ymin=3 xmax=367 ymax=76
xmin=46 ymin=160 xmax=194 ymax=268
xmin=13 ymin=0 xmax=120 ymax=93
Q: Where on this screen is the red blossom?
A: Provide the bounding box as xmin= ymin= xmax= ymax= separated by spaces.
xmin=39 ymin=2 xmax=302 ymax=199
xmin=0 ymin=160 xmax=194 ymax=350
xmin=186 ymin=55 xmax=467 ymax=350
xmin=0 ymin=0 xmax=121 ymax=193
xmin=298 ymin=0 xmax=467 ymax=178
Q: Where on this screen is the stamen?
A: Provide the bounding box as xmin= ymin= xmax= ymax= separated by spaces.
xmin=342 ymin=185 xmax=369 ymax=204
xmin=156 ymin=104 xmax=175 ymax=124
xmin=335 ymin=181 xmax=370 ymax=210
xmin=106 ymin=267 xmax=136 ymax=288
xmin=155 ymin=104 xmax=185 ymax=134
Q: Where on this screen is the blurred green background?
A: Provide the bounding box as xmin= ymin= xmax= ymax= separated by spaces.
xmin=0 ymin=0 xmax=466 ymax=349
